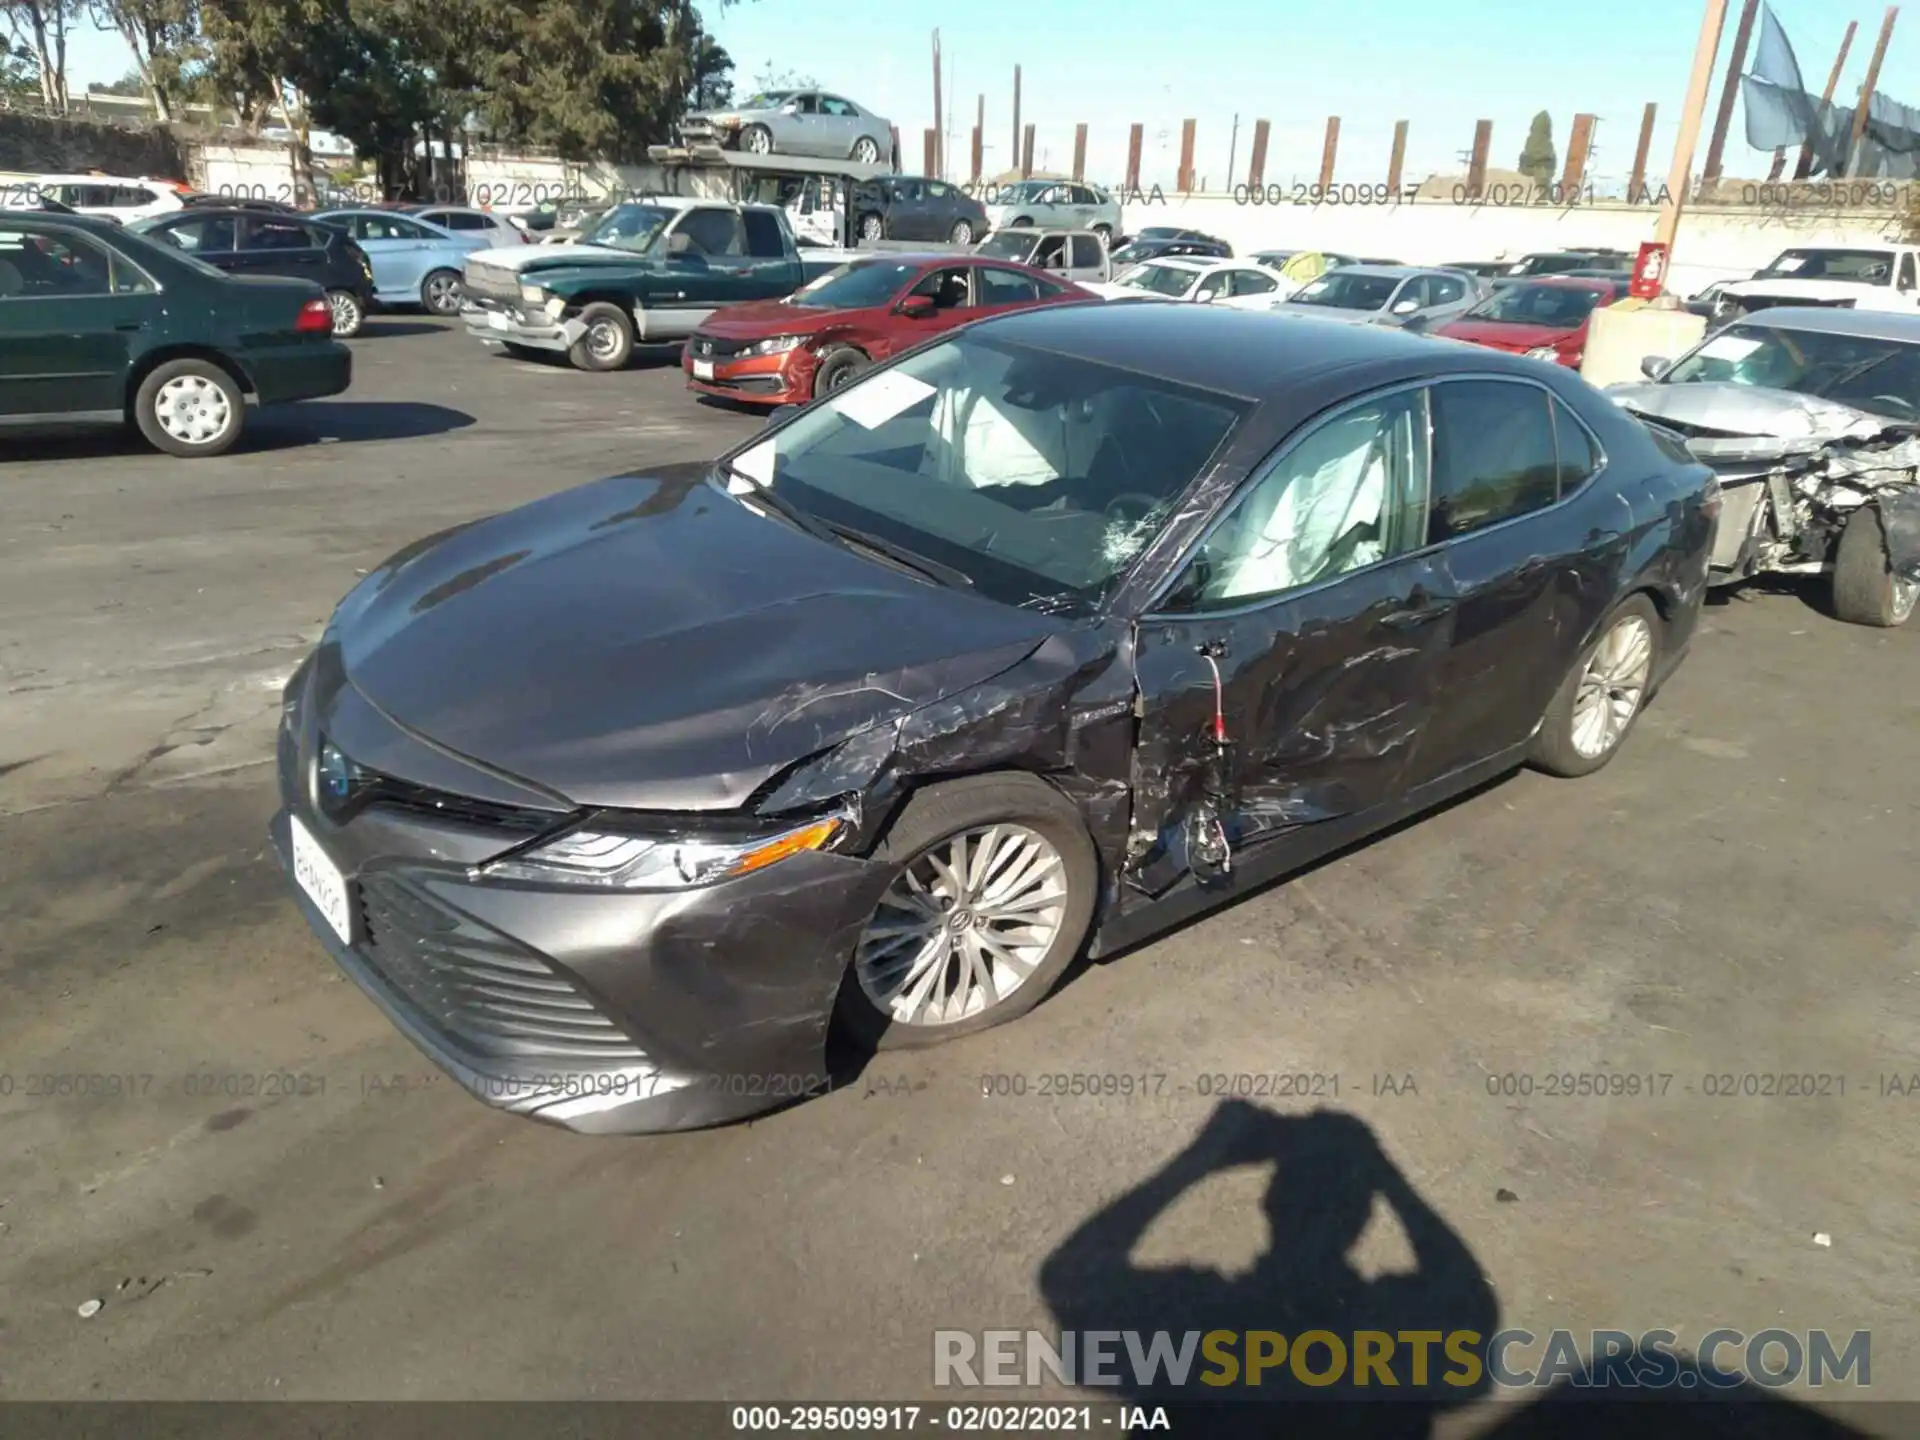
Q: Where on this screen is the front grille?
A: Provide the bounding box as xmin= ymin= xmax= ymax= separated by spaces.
xmin=358 ymin=872 xmax=646 ymax=1064
xmin=462 ymin=260 xmax=521 ymax=306
xmin=700 ymin=374 xmax=784 ymax=394
xmin=366 ymin=776 xmax=558 ymax=833
xmin=691 ymin=334 xmax=754 ymax=359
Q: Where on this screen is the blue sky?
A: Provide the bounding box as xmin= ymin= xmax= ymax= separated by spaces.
xmin=59 ymin=0 xmax=1873 ymax=189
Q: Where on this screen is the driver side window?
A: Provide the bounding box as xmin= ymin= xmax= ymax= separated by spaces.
xmin=1163 ymin=389 xmax=1431 ymax=612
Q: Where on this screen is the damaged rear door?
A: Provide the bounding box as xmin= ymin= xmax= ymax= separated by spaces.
xmin=1126 ymin=383 xmax=1453 ymax=893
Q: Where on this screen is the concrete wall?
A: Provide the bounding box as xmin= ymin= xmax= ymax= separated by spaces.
xmin=0 ymin=112 xmax=186 ymax=183
xmin=1118 ymin=194 xmax=1909 ymax=297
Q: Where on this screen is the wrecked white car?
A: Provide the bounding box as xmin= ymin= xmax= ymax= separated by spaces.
xmin=1611 ymin=307 xmax=1920 ymax=627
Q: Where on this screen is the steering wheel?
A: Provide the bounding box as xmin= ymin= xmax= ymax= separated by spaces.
xmin=1866 ymin=393 xmax=1920 ymax=420
xmin=1104 ymin=491 xmax=1163 ymax=525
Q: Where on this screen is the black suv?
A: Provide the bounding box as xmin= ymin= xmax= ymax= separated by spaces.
xmin=127 ymin=208 xmax=376 ymax=336
xmin=1107 ymin=228 xmax=1233 ymax=265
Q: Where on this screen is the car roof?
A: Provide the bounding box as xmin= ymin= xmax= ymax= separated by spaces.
xmin=1730 ymin=306 xmax=1920 ymax=342
xmin=1129 ymin=255 xmax=1214 ymax=272
xmin=1328 ymin=263 xmax=1426 ymax=279
xmin=974 ymin=301 xmax=1541 ymax=401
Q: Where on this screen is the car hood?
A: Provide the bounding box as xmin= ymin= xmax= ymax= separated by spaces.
xmin=1606 ymin=381 xmax=1898 ymax=446
xmin=696 ymin=298 xmax=862 ymax=335
xmin=1082 ymin=282 xmax=1168 ymax=301
xmin=1722 ymin=277 xmax=1884 ymax=301
xmin=327 ymin=463 xmax=1064 ymax=812
xmin=466 ymin=243 xmax=646 ymax=275
xmin=1273 ymin=304 xmax=1391 ymax=325
xmin=1434 ymin=317 xmax=1579 ymax=351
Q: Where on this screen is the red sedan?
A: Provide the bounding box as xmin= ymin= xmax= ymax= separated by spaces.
xmin=1431 ymin=276 xmax=1628 ymax=368
xmin=683 ymin=255 xmax=1094 ymax=405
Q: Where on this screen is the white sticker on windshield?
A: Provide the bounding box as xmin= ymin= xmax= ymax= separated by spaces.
xmin=827 ymin=369 xmax=936 ymax=430
xmin=1698 ymin=335 xmax=1764 ymax=361
xmin=728 ymin=440 xmax=776 ymax=490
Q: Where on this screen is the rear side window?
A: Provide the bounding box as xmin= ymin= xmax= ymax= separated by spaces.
xmin=675 ymin=207 xmax=746 ymax=256
xmin=977 ymin=266 xmax=1044 ymax=304
xmin=0 ymin=228 xmax=123 ymax=298
xmin=159 ymin=214 xmax=239 ymax=253
xmin=1550 ymin=395 xmax=1603 ymax=489
xmin=446 ymin=212 xmax=491 ymax=231
xmin=742 ymin=209 xmax=788 ymax=258
xmin=245 ymin=218 xmax=315 ymax=250
xmin=1430 ymin=274 xmax=1467 ymax=304
xmin=1428 ymin=380 xmax=1561 ymax=542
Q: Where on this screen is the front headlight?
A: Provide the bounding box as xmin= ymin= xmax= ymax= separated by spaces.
xmin=744 ymin=334 xmax=804 ymax=357
xmin=480 ymin=809 xmax=850 ymax=889
xmin=519 ymin=281 xmax=546 ymax=305
xmin=1525 ymin=345 xmax=1561 ymax=360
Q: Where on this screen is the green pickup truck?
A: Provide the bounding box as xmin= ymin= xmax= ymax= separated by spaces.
xmin=460 ymin=198 xmax=810 ymax=371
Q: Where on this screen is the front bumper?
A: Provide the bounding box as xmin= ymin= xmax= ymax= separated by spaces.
xmin=459 ymin=297 xmax=581 ymax=353
xmin=682 ymin=344 xmax=812 ymax=405
xmin=270 ymin=666 xmax=894 ymax=1134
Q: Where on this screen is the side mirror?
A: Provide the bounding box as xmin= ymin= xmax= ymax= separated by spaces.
xmin=1641 ymin=354 xmax=1672 ymax=380
xmin=1391 ymin=297 xmax=1420 ymax=315
xmin=781 ymin=101 xmax=802 ymax=115
xmin=897 ymin=293 xmax=937 ymax=317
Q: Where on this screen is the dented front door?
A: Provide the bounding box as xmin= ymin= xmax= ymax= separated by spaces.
xmin=1129 ymin=550 xmax=1455 ymax=875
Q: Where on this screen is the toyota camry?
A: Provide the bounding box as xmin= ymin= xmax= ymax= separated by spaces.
xmin=273 ymin=304 xmax=1718 ymax=1134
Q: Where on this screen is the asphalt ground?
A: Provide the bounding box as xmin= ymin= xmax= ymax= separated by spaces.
xmin=1 ymin=318 xmax=1916 ymax=1435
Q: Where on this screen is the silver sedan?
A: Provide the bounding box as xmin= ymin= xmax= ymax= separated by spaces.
xmin=681 ymin=89 xmax=894 ymax=165
xmin=1270 ymin=264 xmax=1487 ymax=328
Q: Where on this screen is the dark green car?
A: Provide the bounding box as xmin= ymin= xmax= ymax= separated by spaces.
xmin=0 ymin=210 xmax=351 ymax=458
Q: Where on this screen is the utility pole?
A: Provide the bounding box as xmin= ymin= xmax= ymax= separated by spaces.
xmin=1011 ymin=65 xmax=1021 ymax=179
xmin=1703 ymin=0 xmax=1761 ymax=185
xmin=931 ymin=30 xmax=943 ymax=181
xmin=1792 ymin=22 xmax=1857 ymax=178
xmin=1227 ymin=113 xmax=1239 ymax=191
xmin=1847 ymin=7 xmax=1899 ymax=174
xmin=1654 ymin=0 xmax=1730 ymax=260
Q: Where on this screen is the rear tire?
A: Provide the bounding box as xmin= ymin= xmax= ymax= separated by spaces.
xmin=834 ymin=773 xmax=1099 ymax=1051
xmin=851 ymin=136 xmax=880 ymax=164
xmin=133 ymin=359 xmax=245 ymax=459
xmin=1831 ymin=505 xmax=1917 ymax=627
xmin=949 ymin=219 xmax=975 ymax=245
xmin=420 ymin=268 xmax=462 ymax=315
xmin=326 ymin=289 xmax=364 ymax=338
xmin=1529 ymin=596 xmax=1661 ymax=778
xmin=567 ymin=302 xmax=633 ymax=371
xmin=811 ymin=345 xmax=869 ymax=398
xmin=856 ymin=211 xmax=884 ymax=243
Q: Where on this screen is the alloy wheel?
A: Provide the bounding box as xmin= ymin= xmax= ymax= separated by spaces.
xmin=329 ymin=292 xmax=362 ymax=334
xmin=853 ymin=138 xmax=879 ymax=163
xmin=855 ymin=824 xmax=1068 ymax=1027
xmin=1570 ymin=614 xmax=1654 ymax=759
xmin=424 ymin=273 xmax=460 ymax=314
xmin=153 ymin=374 xmax=233 ymax=448
xmin=746 ymin=128 xmax=772 ymax=154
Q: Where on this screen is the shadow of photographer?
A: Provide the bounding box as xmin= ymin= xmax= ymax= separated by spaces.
xmin=1038 ymin=1101 xmax=1880 ymax=1439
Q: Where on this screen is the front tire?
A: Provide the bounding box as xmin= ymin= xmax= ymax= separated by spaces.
xmin=567 ymin=302 xmax=634 ymax=371
xmin=856 ymin=211 xmax=884 ymax=243
xmin=326 ymin=289 xmax=364 ymax=337
xmin=133 ymin=359 xmax=245 ymax=459
xmin=811 ymin=345 xmax=869 ymax=398
xmin=835 ymin=774 xmax=1099 ymax=1050
xmin=851 ymin=136 xmax=880 ymax=164
xmin=420 ymin=268 xmax=462 ymax=315
xmin=1832 ymin=505 xmax=1917 ymax=627
xmin=742 ymin=125 xmax=773 ymax=156
xmin=1529 ymin=595 xmax=1660 ymax=777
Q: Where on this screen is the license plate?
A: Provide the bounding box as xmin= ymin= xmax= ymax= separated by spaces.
xmin=692 ymin=358 xmax=714 ymax=380
xmin=290 ymin=814 xmax=353 ymax=946
xmin=487 ymin=311 xmax=511 ymax=331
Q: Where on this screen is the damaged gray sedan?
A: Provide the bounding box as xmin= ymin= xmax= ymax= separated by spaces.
xmin=273 ymin=305 xmax=1717 ymax=1134
xmin=1613 ymin=308 xmax=1920 ymax=627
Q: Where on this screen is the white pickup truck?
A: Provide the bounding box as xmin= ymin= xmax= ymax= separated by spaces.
xmin=1713 ymin=244 xmax=1920 ymax=324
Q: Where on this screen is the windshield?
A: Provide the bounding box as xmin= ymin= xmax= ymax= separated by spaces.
xmin=787 ymin=259 xmax=918 ymax=309
xmin=737 ymin=92 xmax=792 ymax=110
xmin=1115 ymin=262 xmax=1196 ymax=297
xmin=1755 ymin=248 xmax=1895 ymax=283
xmin=976 ymin=231 xmax=1038 ymax=261
xmin=1462 ymin=282 xmax=1608 ymax=327
xmin=723 ymin=334 xmax=1246 ymax=608
xmin=580 ymin=203 xmax=676 ymax=252
xmin=1289 ymin=272 xmax=1398 ymax=310
xmin=1661 ymin=322 xmax=1920 ymax=418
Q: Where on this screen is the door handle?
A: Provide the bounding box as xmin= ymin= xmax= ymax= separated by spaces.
xmin=115 ymin=321 xmax=147 ymax=332
xmin=1381 ymin=586 xmax=1454 ymax=630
